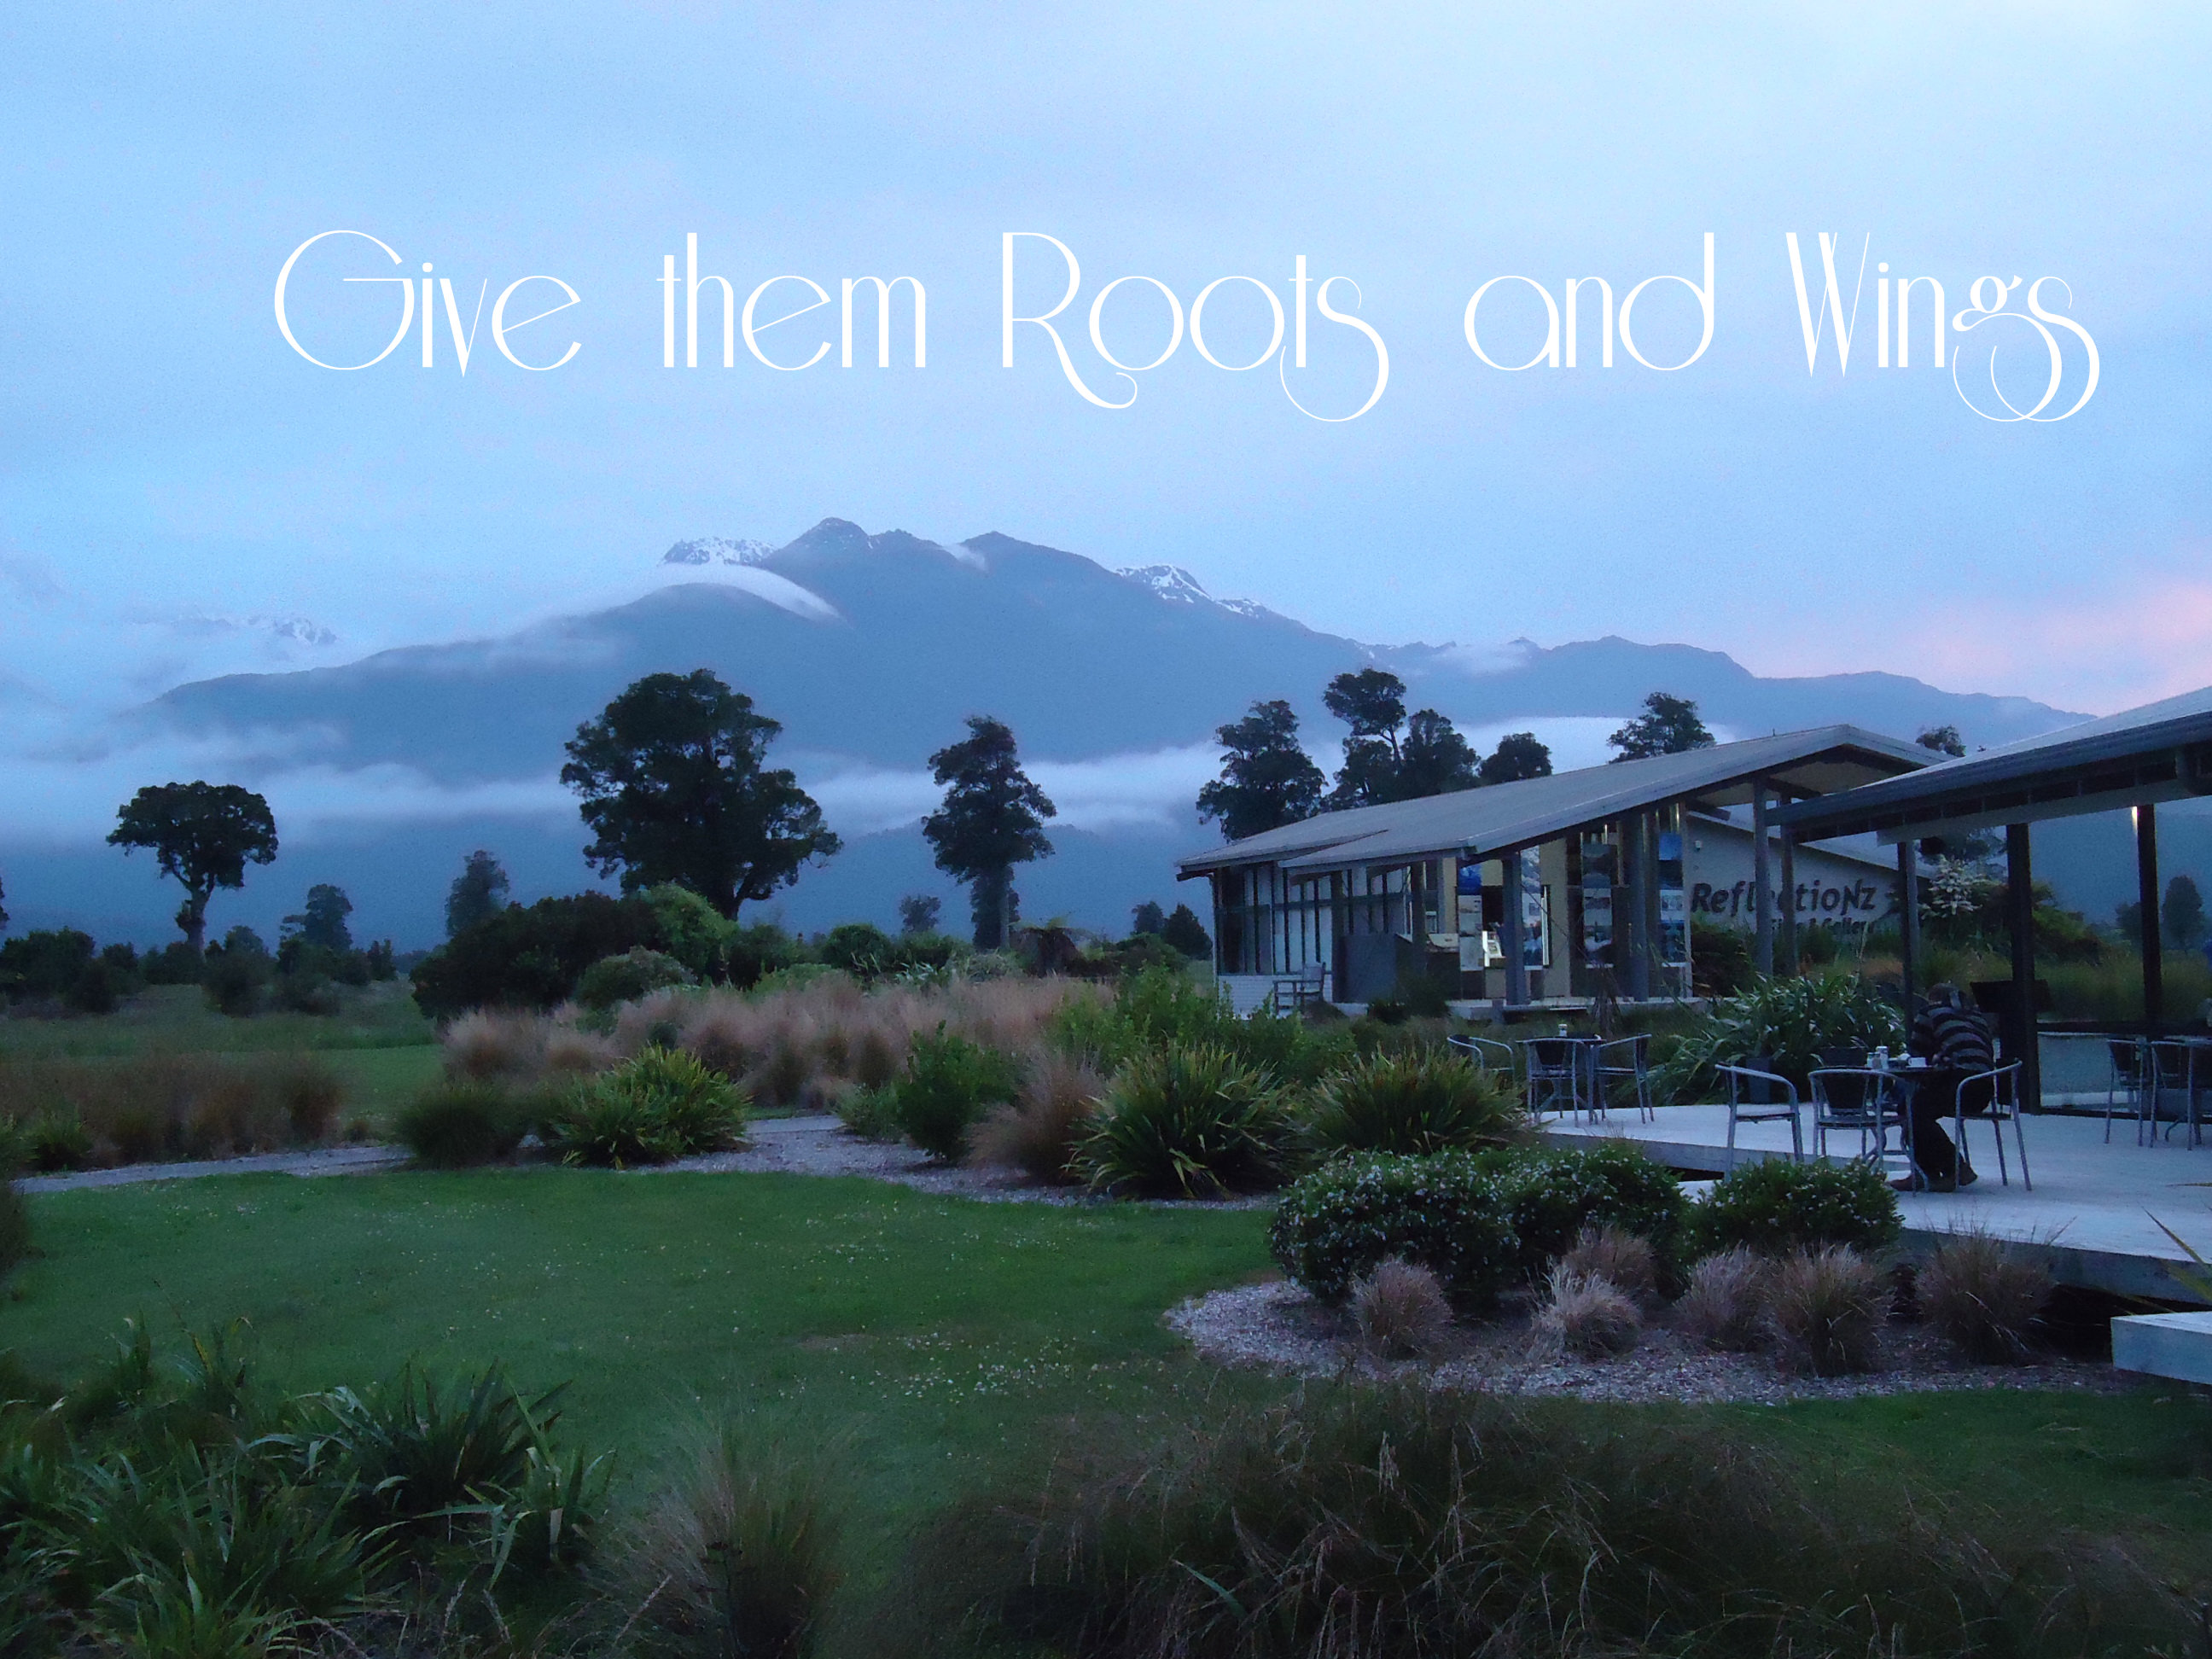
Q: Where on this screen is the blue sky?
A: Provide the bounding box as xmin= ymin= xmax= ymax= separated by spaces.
xmin=3 ymin=1 xmax=2206 ymax=726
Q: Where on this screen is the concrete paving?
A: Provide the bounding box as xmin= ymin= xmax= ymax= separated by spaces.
xmin=1544 ymin=1104 xmax=2212 ymax=1301
xmin=17 ymin=1144 xmax=410 ymax=1193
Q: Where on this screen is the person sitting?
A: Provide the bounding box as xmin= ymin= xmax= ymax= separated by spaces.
xmin=1901 ymin=983 xmax=1991 ymax=1191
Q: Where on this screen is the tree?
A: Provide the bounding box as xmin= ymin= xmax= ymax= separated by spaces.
xmin=2165 ymin=875 xmax=2208 ymax=950
xmin=1479 ymin=731 xmax=1553 ymax=785
xmin=446 ymin=850 xmax=511 ymax=937
xmin=1607 ymin=692 xmax=1714 ymax=762
xmin=0 ymin=871 xmax=8 ymax=933
xmin=1161 ymin=902 xmax=1212 ymax=959
xmin=282 ymin=883 xmax=354 ymax=952
xmin=922 ymin=716 xmax=1056 ymax=950
xmin=108 ymin=782 xmax=278 ymax=952
xmin=1397 ymin=709 xmax=1479 ymax=798
xmin=1917 ymin=725 xmax=1967 ymax=758
xmin=410 ymin=892 xmax=665 ymax=1018
xmin=1324 ymin=668 xmax=1409 ymax=808
xmin=1196 ymin=700 xmax=1326 ymax=841
xmin=1130 ymin=899 xmax=1167 ymax=936
xmin=897 ymin=894 xmax=942 ymax=936
xmin=562 ymin=670 xmax=841 ymax=918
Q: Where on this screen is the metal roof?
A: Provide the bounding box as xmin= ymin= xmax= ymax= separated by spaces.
xmin=1771 ymin=684 xmax=2212 ymax=843
xmin=1176 ymin=725 xmax=1929 ymax=877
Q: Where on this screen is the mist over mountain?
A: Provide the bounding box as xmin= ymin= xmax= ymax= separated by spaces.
xmin=5 ymin=517 xmax=2126 ymax=951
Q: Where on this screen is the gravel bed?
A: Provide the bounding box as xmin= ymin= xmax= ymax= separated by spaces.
xmin=1167 ymin=1280 xmax=2131 ymax=1405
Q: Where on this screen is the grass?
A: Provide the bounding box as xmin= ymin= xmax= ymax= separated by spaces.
xmin=320 ymin=1043 xmax=444 ymax=1128
xmin=0 ymin=981 xmax=434 ymax=1059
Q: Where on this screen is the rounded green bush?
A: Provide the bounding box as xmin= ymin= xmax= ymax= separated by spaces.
xmin=894 ymin=1028 xmax=1022 ymax=1162
xmin=574 ymin=947 xmax=696 ymax=1013
xmin=395 ymin=1080 xmax=533 ymax=1168
xmin=549 ymin=1045 xmax=747 ymax=1167
xmin=1689 ymin=1158 xmax=1901 ymax=1258
xmin=1500 ymin=1142 xmax=1690 ymax=1275
xmin=1269 ymin=1152 xmax=1519 ymax=1304
xmin=1077 ymin=1044 xmax=1297 ymax=1197
xmin=1306 ymin=1049 xmax=1524 ymax=1157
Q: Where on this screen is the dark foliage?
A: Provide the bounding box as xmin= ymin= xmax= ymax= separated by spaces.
xmin=1196 ymin=698 xmax=1326 ymax=841
xmin=410 ymin=892 xmax=664 ymax=1019
xmin=394 ymin=1080 xmax=535 ymax=1167
xmin=445 ymin=847 xmax=511 ymax=938
xmin=1690 ymin=1157 xmax=1903 ymax=1258
xmin=923 ymin=715 xmax=1056 ymax=949
xmin=106 ymin=780 xmax=278 ymax=952
xmin=1607 ymin=691 xmax=1714 ymax=762
xmin=894 ymin=1028 xmax=1022 ymax=1161
xmin=1161 ymin=903 xmax=1211 ymax=959
xmin=1478 ymin=731 xmax=1554 ymax=784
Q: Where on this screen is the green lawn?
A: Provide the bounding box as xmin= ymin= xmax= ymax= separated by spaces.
xmin=8 ymin=1166 xmax=2211 ymax=1638
xmin=0 ymin=981 xmax=434 ymax=1060
xmin=320 ymin=1044 xmax=444 ymax=1130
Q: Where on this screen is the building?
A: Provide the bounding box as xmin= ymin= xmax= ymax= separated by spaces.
xmin=1175 ymin=725 xmax=1928 ymax=1011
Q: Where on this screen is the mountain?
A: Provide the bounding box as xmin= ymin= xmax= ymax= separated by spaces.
xmin=6 ymin=517 xmax=2116 ymax=950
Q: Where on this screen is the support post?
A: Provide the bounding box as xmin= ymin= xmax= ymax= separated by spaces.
xmin=1896 ymin=841 xmax=1920 ymax=1019
xmin=2005 ymin=823 xmax=2042 ymax=1113
xmin=1751 ymin=781 xmax=1774 ymax=976
xmin=1501 ymin=847 xmax=1529 ymax=1007
xmin=2139 ymin=804 xmax=2165 ymax=1030
xmin=1564 ymin=832 xmax=1586 ymax=1000
xmin=1621 ymin=817 xmax=1650 ymax=1000
xmin=1777 ymin=828 xmax=1797 ymax=975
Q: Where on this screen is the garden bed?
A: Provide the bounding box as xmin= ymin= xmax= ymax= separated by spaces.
xmin=1170 ymin=1278 xmax=2129 ymax=1405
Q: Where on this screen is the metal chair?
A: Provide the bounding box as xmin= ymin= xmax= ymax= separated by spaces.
xmin=2150 ymin=1040 xmax=2207 ymax=1148
xmin=1952 ymin=1061 xmax=2029 ymax=1189
xmin=1267 ymin=960 xmax=1326 ymax=1014
xmin=1447 ymin=1033 xmax=1516 ymax=1076
xmin=1591 ymin=1033 xmax=1654 ymax=1121
xmin=1718 ymin=1058 xmax=1802 ymax=1168
xmin=1522 ymin=1037 xmax=1587 ymax=1121
xmin=2104 ymin=1036 xmax=2150 ymax=1144
xmin=1811 ymin=1067 xmax=1912 ymax=1182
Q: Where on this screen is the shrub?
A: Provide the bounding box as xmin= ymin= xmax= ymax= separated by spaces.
xmin=1677 ymin=1246 xmax=1771 ymax=1351
xmin=969 ymin=1054 xmax=1103 ymax=1184
xmin=1501 ymin=1142 xmax=1690 ymax=1278
xmin=201 ymin=929 xmax=271 ymax=1017
xmin=395 ymin=1080 xmax=533 ymax=1167
xmin=894 ymin=1028 xmax=1022 ymax=1162
xmin=1918 ymin=1231 xmax=2052 ymax=1363
xmin=1560 ymin=1225 xmax=1658 ymax=1305
xmin=1655 ymin=970 xmax=1903 ymax=1100
xmin=900 ymin=1384 xmax=2191 ymax=1659
xmin=63 ymin=958 xmax=123 ymax=1016
xmin=409 ymin=892 xmax=664 ymax=1019
xmin=1077 ymin=1045 xmax=1298 ymax=1197
xmin=608 ymin=1425 xmax=841 ymax=1659
xmin=1052 ymin=963 xmax=1342 ymax=1086
xmin=548 ymin=1045 xmax=747 ymax=1167
xmin=1691 ymin=1157 xmax=1902 ymax=1259
xmin=819 ymin=920 xmax=899 ymax=981
xmin=268 ymin=1054 xmax=344 ymax=1143
xmin=1352 ymin=1258 xmax=1453 ymax=1361
xmin=0 ymin=928 xmax=95 ymax=1001
xmin=23 ymin=1109 xmax=94 ymax=1173
xmin=1769 ymin=1246 xmax=1886 ymax=1375
xmin=1534 ymin=1265 xmax=1643 ymax=1359
xmin=1305 ymin=1048 xmax=1524 ymax=1158
xmin=835 ymin=1083 xmax=903 ymax=1142
xmin=575 ymin=946 xmax=696 ymax=1011
xmin=1270 ymin=1152 xmax=1519 ymax=1304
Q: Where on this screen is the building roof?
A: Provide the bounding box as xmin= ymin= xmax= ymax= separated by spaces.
xmin=1177 ymin=725 xmax=1929 ymax=878
xmin=1771 ymin=684 xmax=2212 ymax=843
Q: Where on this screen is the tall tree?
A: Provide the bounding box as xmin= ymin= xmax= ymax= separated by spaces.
xmin=897 ymin=894 xmax=942 ymax=936
xmin=922 ymin=716 xmax=1056 ymax=950
xmin=1607 ymin=692 xmax=1714 ymax=762
xmin=1130 ymin=899 xmax=1167 ymax=936
xmin=2164 ymin=874 xmax=2208 ymax=949
xmin=108 ymin=782 xmax=278 ymax=952
xmin=1324 ymin=668 xmax=1408 ymax=808
xmin=445 ymin=850 xmax=512 ymax=937
xmin=1397 ymin=709 xmax=1479 ymax=797
xmin=562 ymin=670 xmax=841 ymax=917
xmin=1196 ymin=699 xmax=1326 ymax=841
xmin=1478 ymin=731 xmax=1554 ymax=785
xmin=282 ymin=883 xmax=354 ymax=952
xmin=1916 ymin=724 xmax=1967 ymax=758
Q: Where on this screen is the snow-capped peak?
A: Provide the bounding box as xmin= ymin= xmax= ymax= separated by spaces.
xmin=663 ymin=536 xmax=778 ymax=568
xmin=1117 ymin=564 xmax=1213 ymax=603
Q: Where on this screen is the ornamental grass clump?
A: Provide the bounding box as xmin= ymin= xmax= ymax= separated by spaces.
xmin=970 ymin=1052 xmax=1104 ymax=1184
xmin=1769 ymin=1245 xmax=1887 ymax=1376
xmin=1534 ymin=1264 xmax=1643 ymax=1359
xmin=1351 ymin=1258 xmax=1454 ymax=1362
xmin=1270 ymin=1151 xmax=1519 ymax=1304
xmin=898 ymin=1384 xmax=2191 ymax=1659
xmin=394 ymin=1079 xmax=534 ymax=1167
xmin=1677 ymin=1245 xmax=1772 ymax=1352
xmin=548 ymin=1045 xmax=748 ymax=1167
xmin=1919 ymin=1229 xmax=2052 ymax=1363
xmin=1559 ymin=1224 xmax=1659 ymax=1306
xmin=1305 ymin=1047 xmax=1525 ymax=1157
xmin=1076 ymin=1044 xmax=1298 ymax=1197
xmin=1691 ymin=1156 xmax=1902 ymax=1258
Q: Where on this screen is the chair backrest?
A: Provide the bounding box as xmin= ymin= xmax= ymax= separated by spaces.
xmin=1810 ymin=1068 xmax=1873 ymax=1116
xmin=2153 ymin=1040 xmax=2197 ymax=1086
xmin=1526 ymin=1038 xmax=1573 ymax=1070
xmin=1735 ymin=1054 xmax=1781 ymax=1105
xmin=1817 ymin=1046 xmax=1868 ymax=1068
xmin=2110 ymin=1038 xmax=2145 ymax=1082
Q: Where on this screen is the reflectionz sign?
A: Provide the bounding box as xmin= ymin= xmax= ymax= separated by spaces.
xmin=1691 ymin=879 xmax=1883 ymax=922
